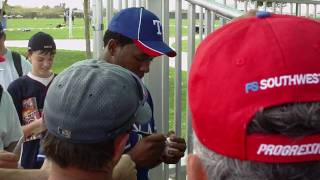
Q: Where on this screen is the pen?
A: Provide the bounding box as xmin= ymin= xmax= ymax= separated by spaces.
xmin=13 ymin=136 xmax=25 ymax=156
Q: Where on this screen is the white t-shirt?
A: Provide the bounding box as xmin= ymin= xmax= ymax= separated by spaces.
xmin=0 ymin=49 xmax=32 ymax=89
xmin=0 ymin=88 xmax=23 ymax=150
xmin=27 ymin=72 xmax=55 ymax=86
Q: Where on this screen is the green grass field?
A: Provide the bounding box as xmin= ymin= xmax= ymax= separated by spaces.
xmin=10 ymin=47 xmax=87 ymax=73
xmin=10 ymin=47 xmax=188 ymax=137
xmin=6 ymin=18 xmax=190 ymax=40
xmin=6 ymin=18 xmax=89 ymax=40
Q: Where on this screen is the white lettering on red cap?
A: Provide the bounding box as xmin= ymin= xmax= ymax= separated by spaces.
xmin=257 ymin=143 xmax=320 ymax=156
xmin=153 ymin=20 xmax=162 ymax=35
xmin=245 ymin=73 xmax=320 ymax=93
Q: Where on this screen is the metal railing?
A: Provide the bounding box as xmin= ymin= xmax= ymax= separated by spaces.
xmin=99 ymin=0 xmax=320 ymax=179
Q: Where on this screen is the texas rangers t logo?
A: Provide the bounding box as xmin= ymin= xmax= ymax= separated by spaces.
xmin=153 ymin=20 xmax=162 ymax=35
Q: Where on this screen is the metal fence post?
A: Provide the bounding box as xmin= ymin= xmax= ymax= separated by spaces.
xmin=92 ymin=0 xmax=104 ymax=59
xmin=144 ymin=0 xmax=165 ymax=179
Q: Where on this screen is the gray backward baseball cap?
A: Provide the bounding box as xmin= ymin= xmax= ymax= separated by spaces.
xmin=44 ymin=59 xmax=151 ymax=143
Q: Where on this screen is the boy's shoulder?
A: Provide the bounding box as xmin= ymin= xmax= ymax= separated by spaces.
xmin=8 ymin=75 xmax=30 ymax=90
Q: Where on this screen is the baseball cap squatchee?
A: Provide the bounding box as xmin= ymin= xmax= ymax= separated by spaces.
xmin=28 ymin=32 xmax=56 ymax=51
xmin=44 ymin=60 xmax=151 ymax=143
xmin=189 ymin=13 xmax=320 ymax=163
xmin=108 ymin=7 xmax=176 ymax=57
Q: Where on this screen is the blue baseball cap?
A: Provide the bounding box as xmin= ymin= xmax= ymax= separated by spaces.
xmin=108 ymin=7 xmax=176 ymax=57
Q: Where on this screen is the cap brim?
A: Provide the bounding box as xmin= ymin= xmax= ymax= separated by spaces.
xmin=134 ymin=40 xmax=177 ymax=57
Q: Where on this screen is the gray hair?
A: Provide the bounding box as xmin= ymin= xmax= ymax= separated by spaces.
xmin=193 ymin=102 xmax=320 ymax=180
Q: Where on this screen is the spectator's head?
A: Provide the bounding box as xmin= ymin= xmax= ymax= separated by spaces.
xmin=43 ymin=60 xmax=151 ymax=175
xmin=103 ymin=7 xmax=176 ymax=78
xmin=188 ymin=13 xmax=320 ymax=180
xmin=27 ymin=32 xmax=56 ymax=77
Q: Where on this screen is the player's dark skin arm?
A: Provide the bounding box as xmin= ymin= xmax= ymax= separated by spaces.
xmin=127 ymin=133 xmax=166 ymax=168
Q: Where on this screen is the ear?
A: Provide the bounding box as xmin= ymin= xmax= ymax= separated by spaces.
xmin=106 ymin=39 xmax=119 ymax=57
xmin=112 ymin=133 xmax=129 ymax=166
xmin=27 ymin=51 xmax=32 ymax=61
xmin=187 ymin=154 xmax=208 ymax=180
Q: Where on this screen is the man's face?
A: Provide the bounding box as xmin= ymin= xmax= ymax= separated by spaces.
xmin=107 ymin=41 xmax=153 ymax=78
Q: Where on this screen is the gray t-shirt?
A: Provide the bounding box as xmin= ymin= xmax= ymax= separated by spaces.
xmin=0 ymin=88 xmax=23 ymax=150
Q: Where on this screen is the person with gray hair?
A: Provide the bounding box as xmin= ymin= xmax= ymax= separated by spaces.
xmin=188 ymin=12 xmax=320 ymax=180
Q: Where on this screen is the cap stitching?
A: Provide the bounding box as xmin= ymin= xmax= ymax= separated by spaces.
xmin=265 ymin=18 xmax=287 ymax=67
xmin=137 ymin=8 xmax=143 ymax=40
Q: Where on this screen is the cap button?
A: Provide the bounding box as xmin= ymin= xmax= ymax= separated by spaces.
xmin=256 ymin=11 xmax=271 ymax=18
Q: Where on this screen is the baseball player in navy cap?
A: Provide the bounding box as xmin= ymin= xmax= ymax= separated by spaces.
xmin=103 ymin=7 xmax=186 ymax=180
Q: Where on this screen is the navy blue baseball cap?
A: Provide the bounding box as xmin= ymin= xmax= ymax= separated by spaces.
xmin=28 ymin=32 xmax=56 ymax=51
xmin=108 ymin=7 xmax=176 ymax=57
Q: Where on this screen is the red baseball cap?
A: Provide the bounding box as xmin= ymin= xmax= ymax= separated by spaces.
xmin=189 ymin=13 xmax=320 ymax=163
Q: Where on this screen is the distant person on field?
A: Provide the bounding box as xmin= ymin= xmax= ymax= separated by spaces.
xmin=8 ymin=32 xmax=56 ymax=169
xmin=187 ymin=12 xmax=320 ymax=180
xmin=0 ymin=23 xmax=31 ymax=89
xmin=43 ymin=60 xmax=148 ymax=180
xmin=63 ymin=9 xmax=68 ymax=24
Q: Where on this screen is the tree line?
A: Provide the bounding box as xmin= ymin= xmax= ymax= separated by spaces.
xmin=5 ymin=5 xmax=84 ymax=19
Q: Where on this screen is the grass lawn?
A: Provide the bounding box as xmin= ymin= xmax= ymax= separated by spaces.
xmin=10 ymin=47 xmax=189 ymax=137
xmin=6 ymin=18 xmax=219 ymax=44
xmin=6 ymin=18 xmax=90 ymax=40
xmin=10 ymin=47 xmax=86 ymax=73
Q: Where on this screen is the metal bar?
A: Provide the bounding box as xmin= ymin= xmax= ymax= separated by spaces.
xmin=162 ymin=0 xmax=170 ymax=179
xmin=254 ymin=0 xmax=258 ymax=9
xmin=212 ymin=12 xmax=216 ymax=31
xmin=290 ymin=3 xmax=294 ymax=15
xmin=234 ymin=0 xmax=238 ymax=9
xmin=175 ymin=0 xmax=182 ymax=179
xmin=272 ymin=2 xmax=277 ymax=13
xmin=92 ymin=0 xmax=104 ymax=59
xmin=280 ymin=2 xmax=283 ymax=14
xmin=106 ymin=0 xmax=113 ymax=26
xmin=306 ymin=3 xmax=310 ymax=17
xmin=118 ymin=0 xmax=122 ymax=10
xmin=263 ymin=1 xmax=267 ymax=12
xmin=244 ymin=0 xmax=248 ymax=12
xmin=257 ymin=0 xmax=320 ymax=3
xmin=205 ymin=9 xmax=212 ymax=36
xmin=220 ymin=16 xmax=226 ymax=26
xmin=131 ymin=0 xmax=136 ymax=7
xmin=124 ymin=0 xmax=128 ymax=8
xmin=314 ymin=4 xmax=317 ymax=18
xmin=185 ymin=0 xmax=242 ymax=20
xmin=187 ymin=3 xmax=195 ymax=155
xmin=199 ymin=7 xmax=203 ymax=41
xmin=68 ymin=8 xmax=73 ymax=38
xmin=297 ymin=3 xmax=301 ymax=16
